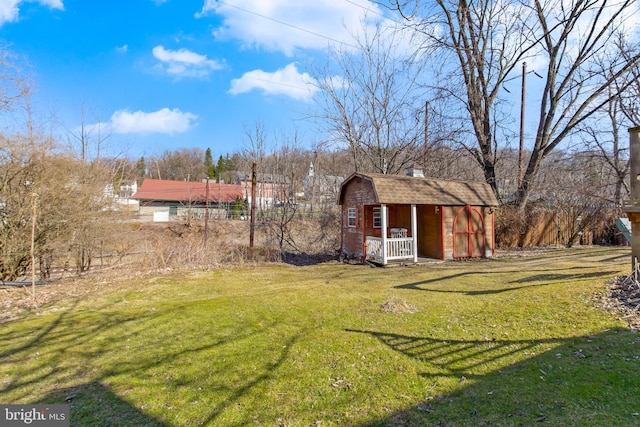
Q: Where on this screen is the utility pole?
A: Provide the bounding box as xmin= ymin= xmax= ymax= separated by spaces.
xmin=518 ymin=62 xmax=526 ymax=187
xmin=250 ymin=162 xmax=257 ymax=248
xmin=204 ymin=177 xmax=210 ymax=243
xmin=31 ymin=193 xmax=38 ymax=300
xmin=424 ymin=100 xmax=429 ymax=168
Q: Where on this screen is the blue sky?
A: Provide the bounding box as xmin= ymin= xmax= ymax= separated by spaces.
xmin=4 ymin=1 xmax=635 ymax=163
xmin=0 ymin=0 xmax=388 ymax=159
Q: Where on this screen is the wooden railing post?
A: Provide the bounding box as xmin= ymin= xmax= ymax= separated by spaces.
xmin=411 ymin=204 xmax=418 ymax=263
xmin=381 ymin=204 xmax=387 ymax=265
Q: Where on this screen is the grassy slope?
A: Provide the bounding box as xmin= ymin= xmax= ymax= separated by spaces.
xmin=1 ymin=247 xmax=639 ymax=426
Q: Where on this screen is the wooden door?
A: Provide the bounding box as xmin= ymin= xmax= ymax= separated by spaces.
xmin=453 ymin=206 xmax=485 ymax=258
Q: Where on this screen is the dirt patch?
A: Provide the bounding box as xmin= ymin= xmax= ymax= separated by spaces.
xmin=381 ymin=299 xmax=418 ymax=314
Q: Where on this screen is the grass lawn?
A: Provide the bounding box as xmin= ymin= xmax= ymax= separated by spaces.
xmin=1 ymin=246 xmax=639 ymax=426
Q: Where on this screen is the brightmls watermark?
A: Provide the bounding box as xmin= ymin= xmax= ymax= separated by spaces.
xmin=1 ymin=404 xmax=69 ymax=426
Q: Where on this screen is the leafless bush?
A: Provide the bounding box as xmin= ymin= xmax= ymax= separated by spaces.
xmin=135 ymin=222 xmax=248 ymax=271
xmin=127 ymin=212 xmax=341 ymax=272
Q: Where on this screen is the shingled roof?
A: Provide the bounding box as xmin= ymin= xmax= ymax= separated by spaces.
xmin=132 ymin=179 xmax=242 ymax=203
xmin=339 ymin=173 xmax=499 ymax=206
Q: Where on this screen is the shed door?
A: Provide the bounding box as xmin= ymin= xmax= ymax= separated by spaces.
xmin=453 ymin=206 xmax=485 ymax=258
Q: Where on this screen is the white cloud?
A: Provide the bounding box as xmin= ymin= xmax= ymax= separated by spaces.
xmin=0 ymin=0 xmax=63 ymax=26
xmin=196 ymin=0 xmax=386 ymax=56
xmin=40 ymin=0 xmax=63 ymax=8
xmin=152 ymin=45 xmax=224 ymax=78
xmin=116 ymin=44 xmax=128 ymax=53
xmin=229 ymin=63 xmax=318 ymax=101
xmin=93 ymin=108 xmax=198 ymax=134
xmin=0 ymin=1 xmax=20 ymax=25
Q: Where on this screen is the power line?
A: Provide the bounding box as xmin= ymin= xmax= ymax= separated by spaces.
xmin=213 ymin=1 xmax=404 ymax=94
xmin=217 ymin=0 xmax=358 ymax=50
xmin=343 ymin=0 xmax=386 ymax=18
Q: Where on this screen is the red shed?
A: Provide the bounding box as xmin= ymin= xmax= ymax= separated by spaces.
xmin=337 ymin=170 xmax=500 ymax=265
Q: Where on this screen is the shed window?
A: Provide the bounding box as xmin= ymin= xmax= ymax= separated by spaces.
xmin=347 ymin=207 xmax=357 ymax=227
xmin=373 ymin=207 xmax=381 ymax=228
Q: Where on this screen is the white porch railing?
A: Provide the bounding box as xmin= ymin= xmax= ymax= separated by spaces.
xmin=365 ymin=236 xmax=414 ymax=263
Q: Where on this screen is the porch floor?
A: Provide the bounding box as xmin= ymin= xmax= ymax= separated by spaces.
xmin=367 ymin=256 xmax=445 ymax=267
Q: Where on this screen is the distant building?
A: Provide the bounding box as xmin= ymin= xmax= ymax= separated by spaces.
xmin=132 ymin=178 xmax=243 ymax=221
xmin=234 ymin=171 xmax=291 ymax=210
xmin=104 ymin=180 xmax=139 ymax=210
xmin=303 ymin=162 xmax=344 ymax=202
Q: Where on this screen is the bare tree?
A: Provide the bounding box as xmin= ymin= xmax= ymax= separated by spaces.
xmin=238 ymin=121 xmax=271 ymax=215
xmin=240 ymin=121 xmax=268 ymax=171
xmin=517 ymin=0 xmax=640 ymax=210
xmin=147 ymin=148 xmax=206 ymax=181
xmin=538 ymin=151 xmax=615 ymax=247
xmin=0 ymin=46 xmax=30 ymax=113
xmin=390 ymin=0 xmax=640 ymax=211
xmin=0 ymin=130 xmax=122 ymax=280
xmin=313 ymin=23 xmax=427 ymax=175
xmin=262 ymin=133 xmax=302 ymax=257
xmin=64 ymin=101 xmax=121 ymax=164
xmin=389 ymin=0 xmax=538 ymax=197
xmin=578 ymin=32 xmax=640 ymax=206
xmin=0 ymin=134 xmax=46 ymax=280
xmin=579 ymin=85 xmax=630 ymax=206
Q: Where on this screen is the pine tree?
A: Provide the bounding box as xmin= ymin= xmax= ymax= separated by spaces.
xmin=135 ymin=156 xmax=146 ymax=183
xmin=233 ymin=196 xmax=245 ymax=218
xmin=204 ymin=148 xmax=216 ymax=180
xmin=216 ymin=155 xmax=225 ymax=183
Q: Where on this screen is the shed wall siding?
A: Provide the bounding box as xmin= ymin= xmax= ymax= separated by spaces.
xmin=417 ymin=205 xmax=442 ymax=259
xmin=340 ymin=178 xmax=377 ymax=258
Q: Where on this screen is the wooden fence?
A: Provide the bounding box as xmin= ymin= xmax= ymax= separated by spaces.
xmin=495 ymin=207 xmax=628 ymax=248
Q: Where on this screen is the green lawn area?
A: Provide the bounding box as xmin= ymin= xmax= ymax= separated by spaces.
xmin=1 ymin=247 xmax=639 ymax=426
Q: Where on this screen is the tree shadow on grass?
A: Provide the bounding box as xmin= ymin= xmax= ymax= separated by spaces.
xmin=598 ymin=252 xmax=629 ymax=263
xmin=346 ymin=329 xmax=559 ymax=382
xmin=32 ymin=331 xmax=300 ymax=427
xmin=349 ymin=327 xmax=640 ymax=426
xmin=510 ymin=270 xmax=616 ymax=283
xmin=41 ymin=382 xmax=166 ymax=427
xmin=394 ymin=270 xmax=616 ymax=295
xmin=0 ymin=295 xmax=303 ymax=426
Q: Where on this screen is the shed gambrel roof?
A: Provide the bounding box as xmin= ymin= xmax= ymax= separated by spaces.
xmin=338 ymin=173 xmax=499 ymax=206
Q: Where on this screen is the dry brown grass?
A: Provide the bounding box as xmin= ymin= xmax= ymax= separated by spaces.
xmin=1 ymin=216 xmax=340 ymax=322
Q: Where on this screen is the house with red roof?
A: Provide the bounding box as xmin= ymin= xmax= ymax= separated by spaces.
xmin=132 ymin=178 xmax=244 ymax=221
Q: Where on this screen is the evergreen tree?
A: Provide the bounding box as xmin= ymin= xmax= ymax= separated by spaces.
xmin=204 ymin=148 xmax=216 ymax=179
xmin=233 ymin=196 xmax=245 ymax=219
xmin=135 ymin=156 xmax=146 ymax=183
xmin=216 ymin=155 xmax=225 ymax=183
